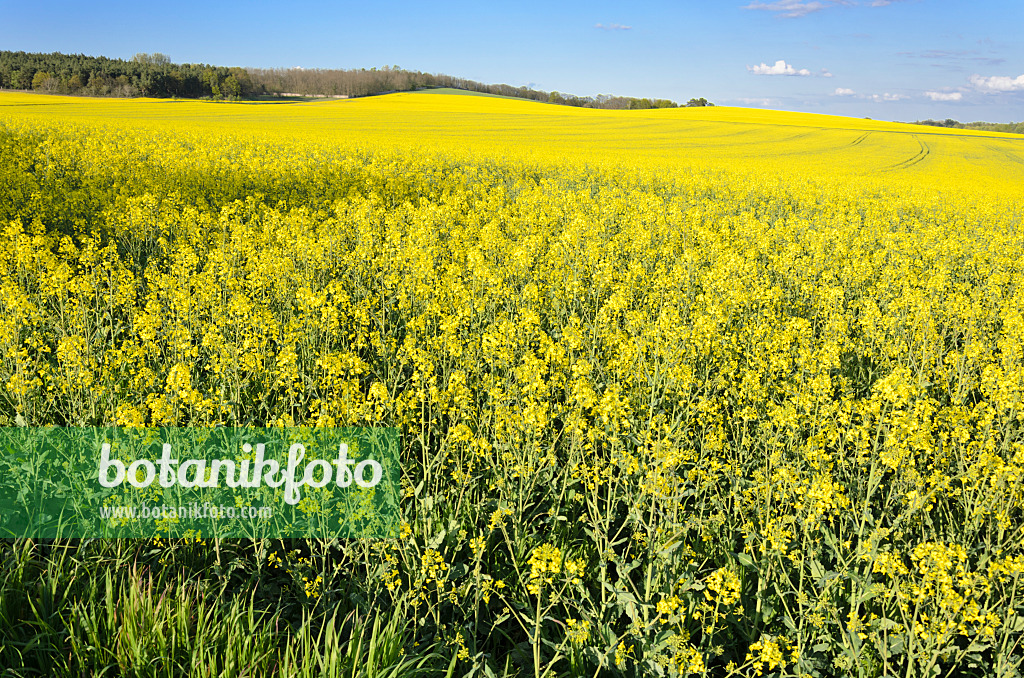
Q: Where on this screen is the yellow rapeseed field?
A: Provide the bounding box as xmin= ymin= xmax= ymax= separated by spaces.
xmin=1 ymin=90 xmax=1023 ymax=677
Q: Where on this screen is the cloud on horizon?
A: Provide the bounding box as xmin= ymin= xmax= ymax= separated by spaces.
xmin=925 ymin=91 xmax=963 ymax=101
xmin=743 ymin=0 xmax=908 ymax=18
xmin=748 ymin=59 xmax=812 ymax=76
xmin=595 ymin=23 xmax=631 ymax=30
xmin=830 ymin=89 xmax=917 ymax=102
xmin=899 ymin=49 xmax=1007 ymax=69
xmin=734 ymin=97 xmax=779 ymax=106
xmin=869 ymin=92 xmax=906 ymax=101
xmin=969 ymin=73 xmax=1024 ymax=92
xmin=742 ymin=1 xmax=830 ymax=18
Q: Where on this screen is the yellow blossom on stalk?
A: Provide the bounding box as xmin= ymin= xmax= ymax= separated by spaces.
xmin=673 ymin=645 xmax=706 ymax=675
xmin=488 ymin=508 xmax=513 ymax=531
xmin=303 ymin=575 xmax=323 ymax=598
xmin=746 ymin=635 xmax=796 ymax=675
xmin=614 ymin=641 xmax=635 ymax=668
xmin=657 ymin=595 xmax=683 ymax=619
xmin=565 ymin=618 xmax=591 ymax=644
xmin=421 ymin=549 xmax=449 ymax=585
xmin=705 ymin=567 xmax=742 ymax=606
xmin=564 ymin=557 xmax=586 ymax=585
xmin=527 ymin=543 xmax=561 ymax=595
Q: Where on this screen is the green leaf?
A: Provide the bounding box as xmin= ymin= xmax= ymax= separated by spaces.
xmin=1008 ymin=615 xmax=1024 ymax=632
xmin=877 ymin=617 xmax=899 ymax=631
xmin=427 ymin=529 xmax=447 ymax=549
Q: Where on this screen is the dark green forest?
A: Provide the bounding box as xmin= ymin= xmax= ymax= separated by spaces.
xmin=0 ymin=51 xmax=258 ymax=98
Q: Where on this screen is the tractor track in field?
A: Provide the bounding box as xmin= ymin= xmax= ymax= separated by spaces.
xmin=882 ymin=135 xmax=930 ymax=171
xmin=848 ymin=131 xmax=871 ymax=147
xmin=986 ymin=143 xmax=1024 ymax=165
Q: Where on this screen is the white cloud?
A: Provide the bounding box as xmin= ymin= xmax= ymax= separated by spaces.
xmin=828 ymin=88 xmax=913 ymax=101
xmin=595 ymin=23 xmax=632 ymax=30
xmin=969 ymin=73 xmax=1024 ymax=92
xmin=742 ymin=1 xmax=830 ymax=18
xmin=743 ymin=0 xmax=903 ymax=17
xmin=748 ymin=60 xmax=812 ymax=76
xmin=869 ymin=92 xmax=906 ymax=102
xmin=925 ymin=91 xmax=963 ymax=101
xmin=736 ymin=97 xmax=778 ymax=106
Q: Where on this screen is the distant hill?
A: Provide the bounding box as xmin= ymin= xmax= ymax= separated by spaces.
xmin=0 ymin=50 xmax=715 ymax=111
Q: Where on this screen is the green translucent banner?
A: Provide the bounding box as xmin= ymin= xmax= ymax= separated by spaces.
xmin=0 ymin=427 xmax=400 ymax=538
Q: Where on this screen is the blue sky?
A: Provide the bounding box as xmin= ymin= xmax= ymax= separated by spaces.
xmin=2 ymin=0 xmax=1022 ymax=121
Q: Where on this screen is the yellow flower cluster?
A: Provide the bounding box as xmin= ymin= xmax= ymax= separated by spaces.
xmin=527 ymin=544 xmax=561 ymax=596
xmin=705 ymin=567 xmax=742 ymax=607
xmin=746 ymin=635 xmax=798 ymax=675
xmin=565 ymin=618 xmax=590 ymax=645
xmin=302 ymin=574 xmax=322 ymax=598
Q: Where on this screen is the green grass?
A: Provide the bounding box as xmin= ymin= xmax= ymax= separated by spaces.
xmin=0 ymin=539 xmax=445 ymax=678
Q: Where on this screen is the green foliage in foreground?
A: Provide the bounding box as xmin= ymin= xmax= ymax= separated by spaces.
xmin=0 ymin=539 xmax=443 ymax=677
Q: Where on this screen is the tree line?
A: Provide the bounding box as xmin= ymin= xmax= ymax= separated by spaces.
xmin=908 ymin=118 xmax=1024 ymax=135
xmin=250 ymin=64 xmax=714 ymax=109
xmin=0 ymin=50 xmax=715 ymax=109
xmin=0 ymin=51 xmax=260 ymax=99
